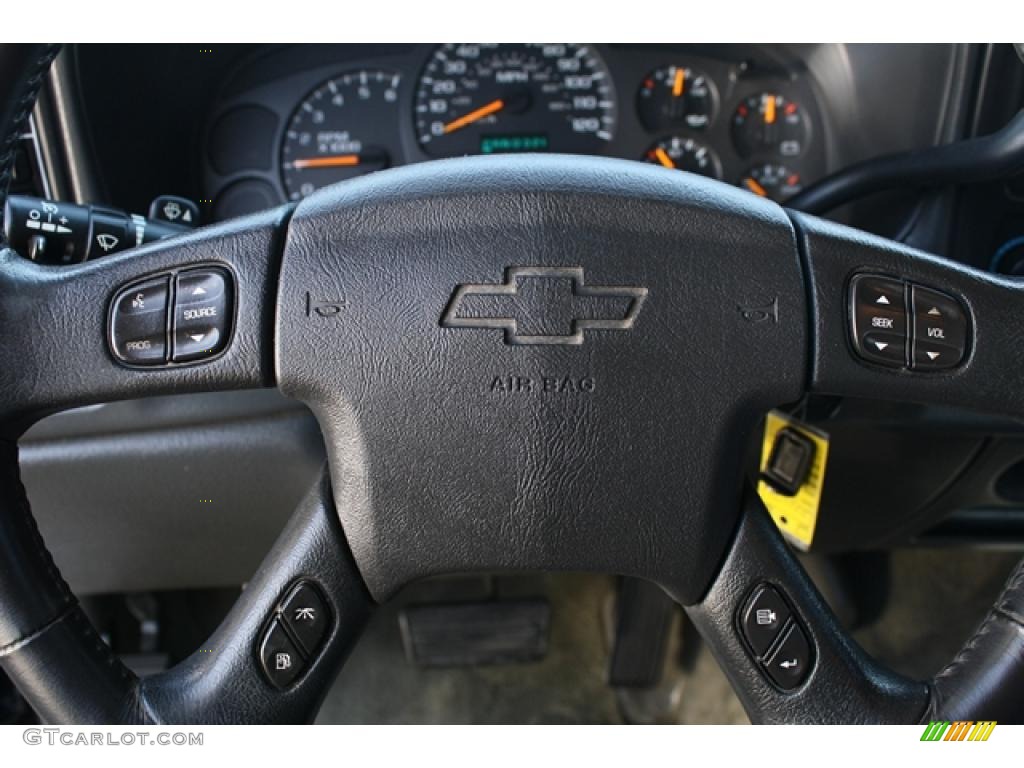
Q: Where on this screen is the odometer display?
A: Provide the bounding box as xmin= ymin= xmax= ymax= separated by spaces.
xmin=480 ymin=134 xmax=549 ymax=154
xmin=415 ymin=44 xmax=616 ymax=158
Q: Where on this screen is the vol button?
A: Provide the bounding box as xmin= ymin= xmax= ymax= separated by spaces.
xmin=912 ymin=285 xmax=966 ymax=370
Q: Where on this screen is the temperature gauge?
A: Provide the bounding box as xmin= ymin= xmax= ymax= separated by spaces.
xmin=732 ymin=93 xmax=808 ymax=158
xmin=644 ymin=137 xmax=722 ymax=180
xmin=740 ymin=164 xmax=803 ymax=203
xmin=637 ymin=66 xmax=715 ymax=131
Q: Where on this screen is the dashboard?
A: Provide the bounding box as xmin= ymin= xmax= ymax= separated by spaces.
xmin=203 ymin=44 xmax=828 ymax=220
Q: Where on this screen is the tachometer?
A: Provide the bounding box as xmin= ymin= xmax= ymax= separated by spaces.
xmin=281 ymin=69 xmax=402 ymax=200
xmin=414 ymin=44 xmax=616 ymax=158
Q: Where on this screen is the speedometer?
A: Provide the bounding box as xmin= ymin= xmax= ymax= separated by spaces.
xmin=414 ymin=44 xmax=616 ymax=158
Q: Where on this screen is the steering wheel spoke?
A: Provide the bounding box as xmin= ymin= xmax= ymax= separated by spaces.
xmin=0 ymin=466 xmax=373 ymax=724
xmin=0 ymin=206 xmax=287 ymax=432
xmin=138 ymin=469 xmax=373 ymax=724
xmin=680 ymin=492 xmax=928 ymax=724
xmin=796 ymin=211 xmax=1024 ymax=419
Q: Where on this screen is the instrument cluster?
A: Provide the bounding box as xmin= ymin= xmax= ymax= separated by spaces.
xmin=205 ymin=45 xmax=829 ymax=219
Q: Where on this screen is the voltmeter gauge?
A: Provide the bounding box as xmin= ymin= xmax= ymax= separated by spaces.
xmin=637 ymin=66 xmax=715 ymax=131
xmin=731 ymin=93 xmax=808 ymax=159
xmin=644 ymin=136 xmax=722 ymax=179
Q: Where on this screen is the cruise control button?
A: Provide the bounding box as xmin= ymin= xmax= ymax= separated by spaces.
xmin=740 ymin=585 xmax=791 ymax=657
xmin=281 ymin=582 xmax=331 ymax=657
xmin=911 ymin=285 xmax=967 ymax=371
xmin=259 ymin=619 xmax=304 ymax=690
xmin=172 ymin=268 xmax=232 ymax=362
xmin=764 ymin=622 xmax=812 ymax=690
xmin=110 ymin=276 xmax=169 ymax=365
xmin=850 ymin=275 xmax=907 ymax=368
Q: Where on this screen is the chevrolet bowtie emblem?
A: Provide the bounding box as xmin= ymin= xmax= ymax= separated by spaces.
xmin=441 ymin=267 xmax=648 ymax=346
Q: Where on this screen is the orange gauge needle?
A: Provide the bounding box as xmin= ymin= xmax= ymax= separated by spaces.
xmin=764 ymin=94 xmax=777 ymax=125
xmin=292 ymin=154 xmax=361 ymax=169
xmin=672 ymin=68 xmax=685 ymax=97
xmin=443 ymin=98 xmax=505 ymax=134
xmin=653 ymin=147 xmax=676 ymax=169
xmin=744 ymin=178 xmax=768 ymax=197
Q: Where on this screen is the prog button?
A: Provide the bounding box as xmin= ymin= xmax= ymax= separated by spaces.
xmin=110 ymin=276 xmax=170 ymax=365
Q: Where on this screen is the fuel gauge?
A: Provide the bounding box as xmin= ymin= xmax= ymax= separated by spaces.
xmin=637 ymin=66 xmax=715 ymax=131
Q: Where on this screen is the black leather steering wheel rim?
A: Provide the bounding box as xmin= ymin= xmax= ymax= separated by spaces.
xmin=0 ymin=43 xmax=1022 ymax=725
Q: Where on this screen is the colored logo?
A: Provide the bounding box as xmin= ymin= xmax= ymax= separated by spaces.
xmin=442 ymin=267 xmax=647 ymax=346
xmin=920 ymin=721 xmax=997 ymax=742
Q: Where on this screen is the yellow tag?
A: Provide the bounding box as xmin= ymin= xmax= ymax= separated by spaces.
xmin=757 ymin=410 xmax=830 ymax=551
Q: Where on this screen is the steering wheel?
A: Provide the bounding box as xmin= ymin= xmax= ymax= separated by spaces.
xmin=1 ymin=44 xmax=1022 ymax=725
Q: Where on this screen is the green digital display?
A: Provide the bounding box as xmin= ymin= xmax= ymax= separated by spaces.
xmin=479 ymin=134 xmax=550 ymax=155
